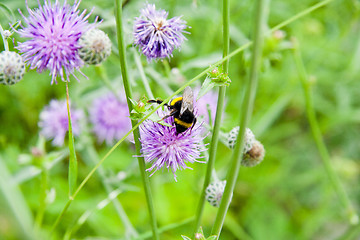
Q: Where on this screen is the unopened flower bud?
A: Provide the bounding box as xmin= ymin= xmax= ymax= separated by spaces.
xmin=78 ymin=29 xmax=112 ymax=65
xmin=242 ymin=140 xmax=265 ymax=167
xmin=227 ymin=126 xmax=255 ymax=152
xmin=205 ymin=180 xmax=226 ymax=207
xmin=0 ymin=51 xmax=25 ymax=85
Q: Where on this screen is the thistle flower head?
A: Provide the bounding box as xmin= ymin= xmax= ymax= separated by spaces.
xmin=38 ymin=99 xmax=83 ymax=146
xmin=0 ymin=51 xmax=25 ymax=85
xmin=205 ymin=180 xmax=226 ymax=207
xmin=227 ymin=126 xmax=255 ymax=151
xmin=78 ymin=28 xmax=112 ymax=65
xmin=89 ymin=93 xmax=131 ymax=146
xmin=133 ymin=4 xmax=188 ymax=61
xmin=139 ymin=111 xmax=206 ymax=181
xmin=16 ymin=0 xmax=97 ymax=84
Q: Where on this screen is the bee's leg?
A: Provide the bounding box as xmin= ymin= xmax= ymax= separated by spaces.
xmin=157 ymin=109 xmax=177 ymax=122
xmin=190 ymin=118 xmax=197 ymax=131
xmin=147 ymin=99 xmax=169 ymax=107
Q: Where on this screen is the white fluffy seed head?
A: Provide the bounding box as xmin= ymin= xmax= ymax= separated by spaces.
xmin=0 ymin=51 xmax=25 ymax=85
xmin=78 ymin=29 xmax=112 ymax=65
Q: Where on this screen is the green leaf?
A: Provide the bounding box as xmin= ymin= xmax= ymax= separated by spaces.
xmin=66 ymin=95 xmax=77 ymax=197
xmin=0 ymin=156 xmax=35 ymax=239
xmin=197 ymin=77 xmax=216 ymax=100
xmin=181 ymin=235 xmax=192 ymax=240
xmin=206 ymin=236 xmax=217 ymax=240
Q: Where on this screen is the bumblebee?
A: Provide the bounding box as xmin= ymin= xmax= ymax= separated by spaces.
xmin=148 ymin=86 xmax=197 ymax=134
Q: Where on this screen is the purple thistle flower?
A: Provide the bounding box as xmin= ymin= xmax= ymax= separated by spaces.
xmin=133 ymin=4 xmax=188 ymax=61
xmin=139 ymin=111 xmax=207 ymax=181
xmin=39 ymin=99 xmax=84 ymax=146
xmin=89 ymin=93 xmax=131 ymax=146
xmin=16 ymin=0 xmax=97 ymax=84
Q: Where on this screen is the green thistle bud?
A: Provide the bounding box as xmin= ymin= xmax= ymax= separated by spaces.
xmin=227 ymin=126 xmax=255 ymax=152
xmin=242 ymin=140 xmax=265 ymax=167
xmin=0 ymin=51 xmax=25 ymax=85
xmin=78 ymin=29 xmax=112 ymax=65
xmin=205 ymin=180 xmax=226 ymax=207
xmin=207 ymin=66 xmax=231 ymax=86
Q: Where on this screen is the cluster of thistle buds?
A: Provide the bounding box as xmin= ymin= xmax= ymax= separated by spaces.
xmin=227 ymin=126 xmax=265 ymax=167
xmin=207 ymin=66 xmax=231 ymax=86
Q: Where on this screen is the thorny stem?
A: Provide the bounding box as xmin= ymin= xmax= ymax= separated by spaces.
xmin=292 ymin=40 xmax=359 ymax=225
xmin=115 ymin=0 xmax=159 ymax=239
xmin=50 ymin=0 xmax=334 ymax=232
xmin=211 ymin=0 xmax=269 ymax=237
xmin=193 ymin=0 xmax=229 ymax=235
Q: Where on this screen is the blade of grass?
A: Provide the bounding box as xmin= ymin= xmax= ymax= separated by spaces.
xmin=65 ymin=82 xmax=77 ymax=197
xmin=80 ymin=144 xmax=138 ymax=238
xmin=0 ymin=156 xmax=35 ymax=240
xmin=64 ymin=189 xmax=122 ymax=240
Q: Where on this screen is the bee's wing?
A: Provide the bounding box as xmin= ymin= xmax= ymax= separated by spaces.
xmin=180 ymin=86 xmax=194 ymax=116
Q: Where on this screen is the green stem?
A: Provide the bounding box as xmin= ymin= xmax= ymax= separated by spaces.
xmin=211 ymin=0 xmax=269 ymax=238
xmin=114 ymin=0 xmax=159 ymax=239
xmin=133 ymin=49 xmax=154 ymax=99
xmin=193 ymin=0 xmax=229 ymax=235
xmin=50 ymin=0 xmax=334 ymax=232
xmin=81 ymin=144 xmax=138 ymax=237
xmin=292 ymin=40 xmax=359 ymax=225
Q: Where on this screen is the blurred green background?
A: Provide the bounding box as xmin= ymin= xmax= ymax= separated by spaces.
xmin=1 ymin=0 xmax=360 ymax=239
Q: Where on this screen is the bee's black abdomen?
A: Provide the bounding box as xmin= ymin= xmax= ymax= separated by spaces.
xmin=175 ymin=124 xmax=188 ymax=134
xmin=181 ymin=109 xmax=195 ymax=123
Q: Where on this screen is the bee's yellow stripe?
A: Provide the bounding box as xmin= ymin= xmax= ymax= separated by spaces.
xmin=170 ymin=97 xmax=182 ymax=106
xmin=174 ymin=118 xmax=192 ymax=128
